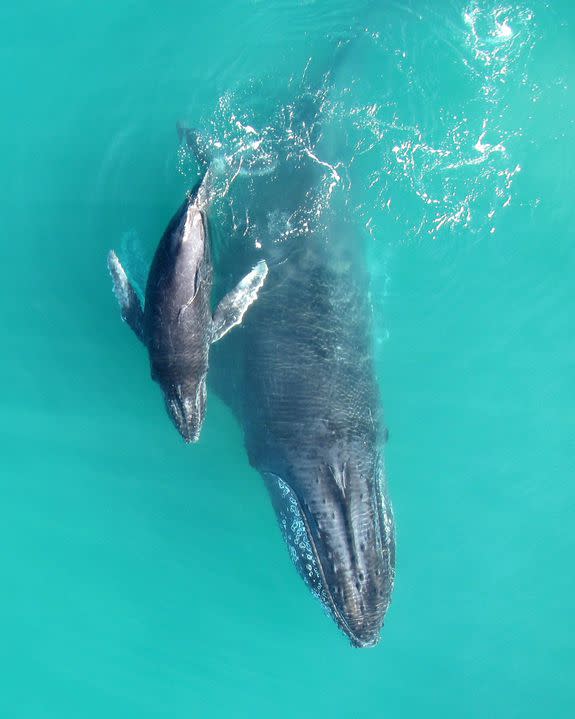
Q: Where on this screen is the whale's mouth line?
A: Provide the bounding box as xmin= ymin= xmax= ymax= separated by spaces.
xmin=289 ymin=486 xmax=374 ymax=648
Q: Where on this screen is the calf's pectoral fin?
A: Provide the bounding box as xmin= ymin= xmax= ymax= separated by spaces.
xmin=107 ymin=250 xmax=145 ymax=343
xmin=211 ymin=260 xmax=269 ymax=343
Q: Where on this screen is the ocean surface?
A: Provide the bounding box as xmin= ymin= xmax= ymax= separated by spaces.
xmin=1 ymin=0 xmax=574 ymax=717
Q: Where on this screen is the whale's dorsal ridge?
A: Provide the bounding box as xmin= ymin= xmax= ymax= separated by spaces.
xmin=211 ymin=260 xmax=269 ymax=343
xmin=177 ymin=122 xmax=211 ymax=171
xmin=107 ymin=250 xmax=145 ymax=344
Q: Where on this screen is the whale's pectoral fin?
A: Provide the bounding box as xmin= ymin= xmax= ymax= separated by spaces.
xmin=211 ymin=260 xmax=269 ymax=343
xmin=118 ymin=229 xmax=149 ymax=306
xmin=107 ymin=250 xmax=145 ymax=344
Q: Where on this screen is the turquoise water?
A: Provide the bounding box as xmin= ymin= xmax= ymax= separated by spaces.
xmin=1 ymin=0 xmax=574 ymax=716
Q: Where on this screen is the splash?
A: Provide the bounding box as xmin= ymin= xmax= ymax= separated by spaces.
xmin=174 ymin=2 xmax=538 ymax=250
xmin=177 ymin=78 xmax=345 ymax=249
xmin=327 ymin=2 xmax=538 ymax=241
xmin=463 ymin=3 xmax=535 ymax=99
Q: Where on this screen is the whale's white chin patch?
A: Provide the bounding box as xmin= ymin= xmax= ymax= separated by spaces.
xmin=262 ymin=472 xmax=335 ymax=622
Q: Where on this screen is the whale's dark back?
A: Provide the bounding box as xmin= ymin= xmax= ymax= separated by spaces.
xmin=210 ymin=117 xmax=395 ymax=645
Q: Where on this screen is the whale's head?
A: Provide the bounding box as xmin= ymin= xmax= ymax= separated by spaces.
xmin=160 ymin=376 xmax=207 ymax=444
xmin=262 ymin=446 xmax=395 ymax=648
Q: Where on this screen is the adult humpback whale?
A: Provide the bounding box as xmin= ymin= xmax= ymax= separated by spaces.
xmin=194 ymin=77 xmax=396 ymax=646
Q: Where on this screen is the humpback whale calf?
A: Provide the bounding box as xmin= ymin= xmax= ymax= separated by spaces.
xmin=192 ymin=77 xmax=396 ymax=646
xmin=107 ymin=175 xmax=268 ymax=442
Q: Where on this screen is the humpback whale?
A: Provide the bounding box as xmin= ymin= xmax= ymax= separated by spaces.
xmin=190 ymin=76 xmax=396 ymax=646
xmin=107 ymin=175 xmax=268 ymax=442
